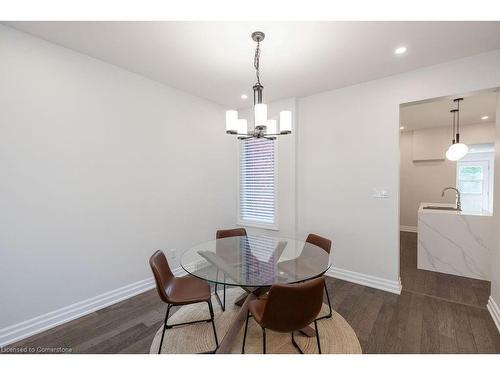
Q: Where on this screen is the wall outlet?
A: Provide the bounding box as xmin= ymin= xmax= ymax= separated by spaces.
xmin=373 ymin=188 xmax=389 ymax=198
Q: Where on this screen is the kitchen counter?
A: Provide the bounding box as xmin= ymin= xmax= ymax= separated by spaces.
xmin=417 ymin=203 xmax=493 ymax=281
xmin=418 ymin=202 xmax=492 ymax=217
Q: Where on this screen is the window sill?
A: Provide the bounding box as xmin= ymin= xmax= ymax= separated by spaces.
xmin=237 ymin=219 xmax=279 ymax=231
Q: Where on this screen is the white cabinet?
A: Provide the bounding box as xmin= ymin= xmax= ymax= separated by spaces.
xmin=410 ymin=123 xmax=495 ymax=161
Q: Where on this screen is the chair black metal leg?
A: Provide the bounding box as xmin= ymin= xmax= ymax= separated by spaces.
xmin=262 ymin=327 xmax=266 ymax=354
xmin=241 ymin=311 xmax=250 ymax=354
xmin=314 ymin=320 xmax=322 ymax=354
xmin=291 ymin=331 xmax=304 ymax=354
xmin=317 ymin=284 xmax=333 ymax=320
xmin=207 ymin=300 xmax=219 ymax=350
xmin=159 ymin=301 xmax=218 ymax=354
xmin=158 ymin=304 xmax=171 ymax=354
xmin=324 ymin=284 xmax=332 ymax=317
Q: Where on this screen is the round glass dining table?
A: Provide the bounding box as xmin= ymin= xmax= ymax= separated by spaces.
xmin=180 ymin=234 xmax=331 ymax=353
xmin=181 ymin=235 xmax=331 ymax=288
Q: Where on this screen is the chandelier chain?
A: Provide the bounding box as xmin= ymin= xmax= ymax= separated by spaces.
xmin=254 ymin=40 xmax=261 ymax=85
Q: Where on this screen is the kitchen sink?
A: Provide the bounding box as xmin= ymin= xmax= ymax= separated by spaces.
xmin=422 ymin=206 xmax=461 ymax=211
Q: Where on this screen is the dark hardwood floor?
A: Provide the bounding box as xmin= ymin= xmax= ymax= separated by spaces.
xmin=5 ymin=232 xmax=500 ymax=354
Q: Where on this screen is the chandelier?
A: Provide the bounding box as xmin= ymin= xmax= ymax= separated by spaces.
xmin=225 ymin=31 xmax=292 ymax=140
xmin=445 ymin=98 xmax=469 ymax=161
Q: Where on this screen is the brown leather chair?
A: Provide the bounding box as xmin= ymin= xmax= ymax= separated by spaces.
xmin=149 ymin=250 xmax=218 ymax=354
xmin=214 ymin=228 xmax=247 ymax=311
xmin=242 ymin=277 xmax=325 ymax=354
xmin=306 ymin=233 xmax=333 ymax=320
xmin=216 ymin=227 xmax=247 ymax=239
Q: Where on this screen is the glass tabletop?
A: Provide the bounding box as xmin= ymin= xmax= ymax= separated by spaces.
xmin=180 ymin=235 xmax=331 ymax=288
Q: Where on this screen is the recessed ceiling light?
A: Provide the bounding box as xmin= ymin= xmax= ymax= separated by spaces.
xmin=481 ymin=115 xmax=489 ymax=120
xmin=394 ymin=46 xmax=407 ymax=55
xmin=400 ymin=126 xmax=405 ymax=130
xmin=240 ymin=94 xmax=248 ymax=100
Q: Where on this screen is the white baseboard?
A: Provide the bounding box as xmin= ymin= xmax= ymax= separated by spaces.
xmin=400 ymin=225 xmax=417 ymax=233
xmin=487 ymin=296 xmax=500 ymax=333
xmin=326 ymin=266 xmax=402 ymax=295
xmin=0 ymin=266 xmax=187 ymax=347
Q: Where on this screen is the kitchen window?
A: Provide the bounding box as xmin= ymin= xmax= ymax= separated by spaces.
xmin=456 ymin=145 xmax=494 ymax=213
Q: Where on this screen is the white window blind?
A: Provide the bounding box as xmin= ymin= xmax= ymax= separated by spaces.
xmin=239 ymin=138 xmax=277 ymax=227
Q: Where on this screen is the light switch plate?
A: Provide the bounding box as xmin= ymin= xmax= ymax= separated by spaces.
xmin=373 ymin=188 xmax=389 ymax=198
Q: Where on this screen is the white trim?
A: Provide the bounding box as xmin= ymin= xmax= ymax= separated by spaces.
xmin=400 ymin=225 xmax=417 ymax=233
xmin=0 ymin=267 xmax=186 ymax=347
xmin=237 ymin=219 xmax=279 ymax=231
xmin=487 ymin=296 xmax=500 ymax=333
xmin=172 ymin=265 xmax=190 ymax=277
xmin=326 ymin=266 xmax=402 ymax=295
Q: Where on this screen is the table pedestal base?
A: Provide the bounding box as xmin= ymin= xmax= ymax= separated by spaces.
xmin=234 ymin=287 xmax=268 ymax=307
xmin=215 ymin=291 xmax=255 ymax=354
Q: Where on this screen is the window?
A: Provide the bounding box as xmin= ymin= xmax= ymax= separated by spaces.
xmin=456 ymin=145 xmax=494 ymax=213
xmin=238 ymin=138 xmax=278 ymax=229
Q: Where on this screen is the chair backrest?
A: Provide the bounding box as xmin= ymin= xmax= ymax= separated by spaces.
xmin=149 ymin=250 xmax=175 ymax=303
xmin=216 ymin=227 xmax=247 ymax=239
xmin=306 ymin=233 xmax=331 ymax=254
xmin=261 ymin=277 xmax=325 ymax=332
xmin=216 ymin=228 xmax=248 ymax=265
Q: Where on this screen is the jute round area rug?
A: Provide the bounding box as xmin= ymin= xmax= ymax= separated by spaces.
xmin=150 ymin=288 xmax=361 ymax=354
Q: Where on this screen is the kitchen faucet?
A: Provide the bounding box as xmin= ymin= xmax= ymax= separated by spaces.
xmin=441 ymin=187 xmax=461 ymax=211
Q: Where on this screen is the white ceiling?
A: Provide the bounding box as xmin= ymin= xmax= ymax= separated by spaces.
xmin=400 ymin=90 xmax=498 ymax=131
xmin=5 ymin=21 xmax=500 ymax=108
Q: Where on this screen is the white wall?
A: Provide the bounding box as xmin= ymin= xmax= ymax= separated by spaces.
xmin=400 ymin=123 xmax=496 ymax=227
xmin=297 ymin=50 xmax=500 ymax=288
xmin=400 ymin=130 xmax=456 ymax=227
xmin=0 ymin=25 xmax=236 ymax=330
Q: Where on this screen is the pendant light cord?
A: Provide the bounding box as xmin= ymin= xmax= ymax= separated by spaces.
xmin=452 ymin=110 xmax=456 ymax=143
xmin=254 ymin=40 xmax=261 ymax=85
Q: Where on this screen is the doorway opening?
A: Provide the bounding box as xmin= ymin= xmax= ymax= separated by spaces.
xmin=398 ymin=88 xmax=498 ymax=306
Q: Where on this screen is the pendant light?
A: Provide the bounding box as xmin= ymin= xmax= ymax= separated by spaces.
xmin=445 ymin=98 xmax=468 ymax=161
xmin=225 ymin=31 xmax=292 ymax=139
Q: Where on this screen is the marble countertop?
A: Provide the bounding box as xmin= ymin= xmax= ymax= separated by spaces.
xmin=418 ymin=202 xmax=493 ymax=217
